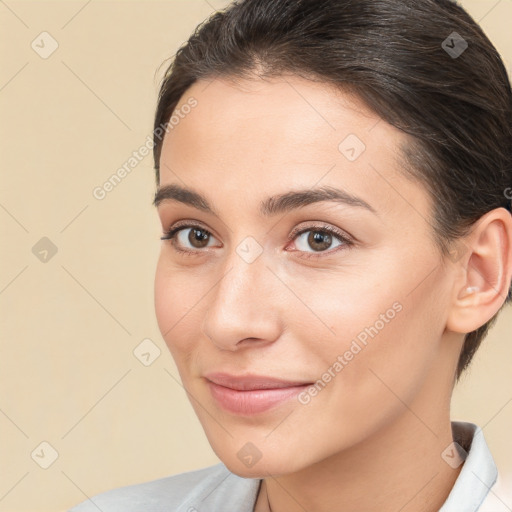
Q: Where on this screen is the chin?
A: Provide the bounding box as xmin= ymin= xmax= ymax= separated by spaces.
xmin=219 ymin=453 xmax=294 ymax=479
xmin=207 ymin=433 xmax=311 ymax=479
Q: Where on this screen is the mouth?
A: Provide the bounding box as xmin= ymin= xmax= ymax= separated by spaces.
xmin=204 ymin=372 xmax=313 ymax=415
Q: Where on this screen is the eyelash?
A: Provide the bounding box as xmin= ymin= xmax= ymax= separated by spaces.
xmin=160 ymin=222 xmax=354 ymax=260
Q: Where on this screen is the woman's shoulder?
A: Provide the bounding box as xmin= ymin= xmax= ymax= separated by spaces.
xmin=68 ymin=462 xmax=260 ymax=512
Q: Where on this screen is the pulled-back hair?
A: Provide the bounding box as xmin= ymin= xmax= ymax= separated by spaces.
xmin=153 ymin=0 xmax=512 ymax=380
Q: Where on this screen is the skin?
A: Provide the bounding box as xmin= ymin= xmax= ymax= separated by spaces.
xmin=153 ymin=75 xmax=512 ymax=512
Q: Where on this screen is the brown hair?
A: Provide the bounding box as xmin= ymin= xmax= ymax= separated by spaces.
xmin=152 ymin=0 xmax=512 ymax=380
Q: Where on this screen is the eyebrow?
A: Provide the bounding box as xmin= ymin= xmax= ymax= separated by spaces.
xmin=153 ymin=183 xmax=377 ymax=217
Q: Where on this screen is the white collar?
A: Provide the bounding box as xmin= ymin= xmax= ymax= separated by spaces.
xmin=439 ymin=421 xmax=497 ymax=511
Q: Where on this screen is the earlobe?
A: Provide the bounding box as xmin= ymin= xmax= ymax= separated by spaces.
xmin=445 ymin=207 xmax=512 ymax=335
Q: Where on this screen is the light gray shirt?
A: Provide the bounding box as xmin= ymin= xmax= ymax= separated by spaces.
xmin=69 ymin=421 xmax=497 ymax=511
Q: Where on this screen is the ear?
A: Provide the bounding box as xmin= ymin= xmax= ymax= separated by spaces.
xmin=445 ymin=207 xmax=512 ymax=335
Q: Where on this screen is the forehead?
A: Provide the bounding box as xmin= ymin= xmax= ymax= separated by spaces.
xmin=166 ymin=75 xmax=384 ymax=160
xmin=159 ymin=75 xmax=431 ymax=224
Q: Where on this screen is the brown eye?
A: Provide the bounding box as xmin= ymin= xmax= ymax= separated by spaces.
xmin=306 ymin=231 xmax=333 ymax=251
xmin=160 ymin=224 xmax=218 ymax=253
xmin=294 ymin=228 xmax=345 ymax=253
xmin=187 ymin=227 xmax=210 ymax=248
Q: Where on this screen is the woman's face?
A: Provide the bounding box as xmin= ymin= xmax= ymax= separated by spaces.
xmin=154 ymin=75 xmax=460 ymax=477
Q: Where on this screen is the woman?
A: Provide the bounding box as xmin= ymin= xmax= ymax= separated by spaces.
xmin=70 ymin=0 xmax=512 ymax=510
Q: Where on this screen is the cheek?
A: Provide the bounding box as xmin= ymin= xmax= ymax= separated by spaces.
xmin=285 ymin=266 xmax=404 ymax=365
xmin=318 ymin=273 xmax=445 ymax=424
xmin=304 ymin=255 xmax=445 ymax=404
xmin=277 ymin=291 xmax=444 ymax=465
xmin=154 ymin=256 xmax=175 ymax=338
xmin=154 ymin=255 xmax=199 ymax=358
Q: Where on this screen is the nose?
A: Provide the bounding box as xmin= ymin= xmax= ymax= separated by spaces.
xmin=201 ymin=248 xmax=283 ymax=351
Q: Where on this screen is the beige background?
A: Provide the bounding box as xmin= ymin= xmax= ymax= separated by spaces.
xmin=0 ymin=1 xmax=511 ymax=511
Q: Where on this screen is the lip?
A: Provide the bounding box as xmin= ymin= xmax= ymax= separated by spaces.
xmin=204 ymin=372 xmax=312 ymax=415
